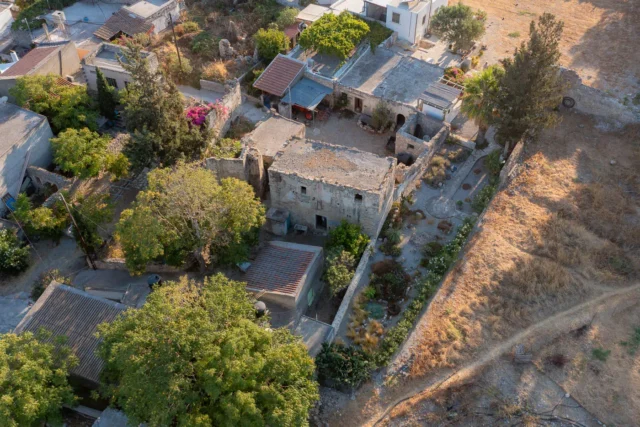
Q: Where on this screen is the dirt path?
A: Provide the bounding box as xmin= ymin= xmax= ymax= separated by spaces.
xmin=334 ymin=283 xmax=640 ymax=426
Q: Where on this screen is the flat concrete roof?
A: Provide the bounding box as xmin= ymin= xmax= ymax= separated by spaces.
xmin=270 ymin=139 xmax=395 ymax=192
xmin=0 ymin=102 xmax=48 ymax=159
xmin=294 ymin=316 xmax=333 ymax=357
xmin=244 ymin=116 xmax=305 ymax=159
xmin=339 ymin=47 xmax=444 ymax=107
xmin=124 ymin=1 xmax=160 ymax=18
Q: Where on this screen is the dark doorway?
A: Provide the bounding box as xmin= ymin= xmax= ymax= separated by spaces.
xmin=396 ymin=114 xmax=406 ymax=130
xmin=414 ymin=124 xmax=424 ymax=139
xmin=354 ymin=97 xmax=363 ymax=112
xmin=316 ymin=215 xmax=327 ymax=230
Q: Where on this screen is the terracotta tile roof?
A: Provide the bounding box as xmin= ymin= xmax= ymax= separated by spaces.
xmin=94 ymin=9 xmax=153 ymax=41
xmin=253 ymin=54 xmax=305 ymax=97
xmin=14 ymin=282 xmax=127 ymax=385
xmin=284 ymin=23 xmax=300 ymax=40
xmin=0 ymin=46 xmax=59 ymax=77
xmin=244 ymin=242 xmax=320 ymax=297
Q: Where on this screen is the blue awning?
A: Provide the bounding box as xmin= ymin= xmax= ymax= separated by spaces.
xmin=281 ymin=78 xmax=333 ymax=110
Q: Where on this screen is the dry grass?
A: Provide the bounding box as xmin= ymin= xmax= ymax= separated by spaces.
xmin=406 ymin=112 xmax=640 ymax=376
xmin=202 ymin=61 xmax=229 ymax=83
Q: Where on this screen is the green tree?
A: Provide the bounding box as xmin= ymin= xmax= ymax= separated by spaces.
xmin=316 ymin=342 xmax=372 ymax=389
xmin=430 ymin=3 xmax=486 ymax=52
xmin=95 ymin=67 xmax=118 ymax=120
xmin=9 ymin=74 xmax=99 ymax=133
xmin=51 ymin=127 xmax=122 ymax=179
xmin=97 ymin=275 xmax=319 ymax=426
xmin=0 ymin=331 xmax=77 ymax=427
xmin=0 ymin=229 xmax=30 ymax=275
xmin=327 ymin=220 xmax=370 ymax=258
xmin=115 ymin=162 xmax=265 ymax=274
xmin=13 ymin=194 xmax=69 ymax=241
xmin=298 ymin=12 xmax=370 ymax=60
xmin=276 ymin=7 xmax=299 ymax=29
xmin=494 ymin=13 xmax=565 ymax=155
xmin=119 ymin=43 xmax=212 ymax=170
xmin=254 ymin=28 xmax=288 ymax=62
xmin=324 ymin=247 xmax=356 ymax=296
xmin=460 ymin=65 xmax=504 ymax=146
xmin=71 ymin=194 xmax=114 ymax=255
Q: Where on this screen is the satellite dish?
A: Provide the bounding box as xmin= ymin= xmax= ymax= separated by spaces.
xmin=298 ymin=22 xmax=308 ymax=31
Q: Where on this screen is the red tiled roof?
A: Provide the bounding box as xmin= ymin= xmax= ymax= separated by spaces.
xmin=244 ymin=243 xmax=318 ymax=296
xmin=14 ymin=283 xmax=127 ymax=384
xmin=0 ymin=46 xmax=59 ymax=77
xmin=94 ymin=9 xmax=153 ymax=41
xmin=284 ymin=23 xmax=300 ymax=40
xmin=253 ymin=54 xmax=305 ymax=97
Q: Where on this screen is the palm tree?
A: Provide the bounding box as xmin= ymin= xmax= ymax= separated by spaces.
xmin=460 ymin=65 xmax=504 ymax=147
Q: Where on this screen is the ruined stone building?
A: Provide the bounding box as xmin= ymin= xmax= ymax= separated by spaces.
xmin=268 ymin=139 xmax=397 ymax=237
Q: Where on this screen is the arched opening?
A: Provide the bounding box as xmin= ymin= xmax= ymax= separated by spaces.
xmin=414 ymin=124 xmax=424 ymax=139
xmin=395 ymin=114 xmax=406 ymax=130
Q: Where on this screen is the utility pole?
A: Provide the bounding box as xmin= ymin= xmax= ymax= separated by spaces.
xmin=60 ymin=193 xmax=96 ymax=270
xmin=168 ymin=14 xmax=182 ymax=69
xmin=23 ymin=18 xmax=33 ymax=42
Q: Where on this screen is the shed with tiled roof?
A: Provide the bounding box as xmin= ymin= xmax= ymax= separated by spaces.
xmin=94 ymin=9 xmax=154 ymax=41
xmin=253 ymin=54 xmax=306 ymax=97
xmin=243 ymin=241 xmax=323 ymax=322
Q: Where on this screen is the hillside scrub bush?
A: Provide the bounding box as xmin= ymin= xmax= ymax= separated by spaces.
xmin=380 ymin=229 xmax=401 ymax=257
xmin=191 ymin=31 xmax=218 ymax=59
xmin=202 ymin=61 xmax=229 ymax=82
xmin=327 ymin=220 xmax=370 ymax=259
xmin=164 ymin=53 xmax=193 ymax=83
xmin=324 ymin=247 xmax=356 ymax=296
xmin=0 ymin=229 xmax=30 ymax=275
xmin=316 ymin=342 xmax=372 ymax=390
xmin=182 ymin=21 xmax=200 ymax=33
xmin=276 ymin=7 xmax=299 ymax=29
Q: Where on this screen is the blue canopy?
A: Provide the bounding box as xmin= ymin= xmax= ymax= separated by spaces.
xmin=281 ymin=78 xmax=333 ymax=110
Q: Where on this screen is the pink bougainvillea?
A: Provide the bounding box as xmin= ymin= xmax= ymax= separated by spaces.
xmin=185 ymin=101 xmax=230 ymax=127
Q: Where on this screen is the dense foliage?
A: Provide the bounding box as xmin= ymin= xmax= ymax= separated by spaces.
xmin=13 ymin=194 xmax=69 ymax=241
xmin=97 ymin=275 xmax=319 ymax=426
xmin=0 ymin=331 xmax=77 ymax=427
xmin=316 ymin=342 xmax=372 ymax=390
xmin=254 ymin=28 xmax=288 ymax=62
xmin=191 ymin=31 xmax=218 ymax=59
xmin=494 ymin=13 xmax=565 ymax=150
xmin=276 ymin=7 xmax=299 ymax=29
xmin=95 ymin=67 xmax=118 ymax=120
xmin=209 ymin=138 xmax=242 ymax=158
xmin=119 ymin=43 xmax=212 ymax=170
xmin=324 ymin=246 xmax=356 ymax=296
xmin=0 ymin=229 xmax=30 ymax=275
xmin=461 ymin=65 xmax=504 ymax=145
xmin=430 ymin=3 xmax=486 ymax=52
xmin=298 ymin=12 xmax=370 ymax=60
xmin=51 ymin=128 xmax=128 ymax=179
xmin=10 ymin=74 xmax=99 ymax=133
xmin=115 ymin=162 xmax=264 ymax=274
xmin=70 ymin=194 xmax=114 ymax=254
xmin=327 ymin=220 xmax=370 ymax=258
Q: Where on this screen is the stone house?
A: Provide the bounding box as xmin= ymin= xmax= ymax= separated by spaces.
xmin=268 ymin=139 xmax=397 ymax=237
xmin=0 ymin=101 xmax=54 ymax=216
xmin=82 ymin=43 xmax=158 ymax=92
xmin=0 ymin=41 xmax=81 ymax=97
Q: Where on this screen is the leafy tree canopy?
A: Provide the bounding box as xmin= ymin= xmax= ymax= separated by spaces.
xmin=461 ymin=65 xmax=504 ymax=144
xmin=298 ymin=12 xmax=370 ymax=60
xmin=115 ymin=162 xmax=265 ymax=274
xmin=254 ymin=28 xmax=288 ymax=62
xmin=0 ymin=229 xmax=30 ymax=275
xmin=430 ymin=3 xmax=486 ymax=52
xmin=276 ymin=7 xmax=299 ymax=29
xmin=0 ymin=331 xmax=77 ymax=427
xmin=327 ymin=220 xmax=370 ymax=258
xmin=119 ymin=43 xmax=212 ymax=170
xmin=97 ymin=274 xmax=319 ymax=426
xmin=51 ymin=127 xmax=128 ymax=179
xmin=495 ymin=13 xmax=565 ymax=148
xmin=9 ymin=74 xmax=99 ymax=133
xmin=13 ymin=194 xmax=69 ymax=242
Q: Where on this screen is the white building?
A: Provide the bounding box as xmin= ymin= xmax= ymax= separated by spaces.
xmin=82 ymin=43 xmax=158 ymax=92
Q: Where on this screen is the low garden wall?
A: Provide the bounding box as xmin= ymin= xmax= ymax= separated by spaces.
xmin=327 ymin=240 xmax=376 ymax=343
xmin=92 ymin=258 xmax=193 ymax=274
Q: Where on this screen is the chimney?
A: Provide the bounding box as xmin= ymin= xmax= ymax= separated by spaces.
xmin=9 ymin=51 xmax=19 ymax=63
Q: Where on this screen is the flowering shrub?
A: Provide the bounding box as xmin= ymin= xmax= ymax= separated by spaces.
xmin=444 ymin=66 xmax=467 ymax=85
xmin=185 ymin=101 xmax=230 ymax=126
